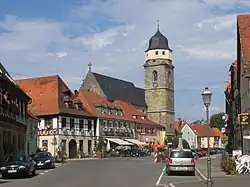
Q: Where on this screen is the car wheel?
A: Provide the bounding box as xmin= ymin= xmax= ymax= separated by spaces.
xmin=32 ymin=169 xmax=36 ymax=176
xmin=190 ymin=171 xmax=195 ymax=176
xmin=2 ymin=174 xmax=8 ymax=179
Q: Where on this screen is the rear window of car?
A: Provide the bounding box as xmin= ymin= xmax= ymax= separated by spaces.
xmin=170 ymin=151 xmax=193 ymax=158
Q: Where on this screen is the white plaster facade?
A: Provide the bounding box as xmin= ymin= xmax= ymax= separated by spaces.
xmin=37 ymin=115 xmax=96 ymax=158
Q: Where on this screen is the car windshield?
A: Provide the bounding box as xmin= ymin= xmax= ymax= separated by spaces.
xmin=6 ymin=155 xmax=27 ymax=162
xmin=170 ymin=151 xmax=193 ymax=158
xmin=36 ymin=152 xmax=50 ymax=158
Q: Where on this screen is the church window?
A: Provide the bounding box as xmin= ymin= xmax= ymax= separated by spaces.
xmin=152 ymin=70 xmax=158 ymax=82
xmin=155 ymin=51 xmax=158 ymax=55
xmin=162 ymin=51 xmax=165 ymax=55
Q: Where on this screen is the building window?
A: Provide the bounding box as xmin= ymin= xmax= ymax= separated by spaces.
xmin=162 ymin=51 xmax=165 ymax=55
xmin=70 ymin=118 xmax=74 ymax=129
xmin=45 ymin=118 xmax=53 ymax=129
xmin=61 ymin=117 xmax=66 ymax=128
xmin=155 ymin=51 xmax=158 ymax=55
xmin=152 ymin=70 xmax=158 ymax=82
xmin=79 ymin=119 xmax=84 ymax=130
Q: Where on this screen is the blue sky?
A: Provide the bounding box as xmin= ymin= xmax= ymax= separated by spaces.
xmin=0 ymin=0 xmax=249 ymax=122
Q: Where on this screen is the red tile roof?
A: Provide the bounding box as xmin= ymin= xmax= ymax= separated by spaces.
xmin=113 ymin=100 xmax=164 ymax=128
xmin=16 ymin=75 xmax=92 ymax=117
xmin=189 ymin=124 xmax=217 ymax=137
xmin=28 ymin=110 xmax=40 ymax=121
xmin=212 ymin=128 xmax=223 ymax=137
xmin=77 ymin=90 xmax=131 ymax=120
xmin=78 ymin=90 xmax=164 ymax=128
xmin=238 ymin=15 xmax=250 ymax=75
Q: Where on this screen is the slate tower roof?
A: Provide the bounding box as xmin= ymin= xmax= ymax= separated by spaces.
xmin=145 ymin=25 xmax=171 ymax=52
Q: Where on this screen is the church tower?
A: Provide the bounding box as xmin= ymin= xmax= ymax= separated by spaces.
xmin=144 ymin=24 xmax=175 ymax=135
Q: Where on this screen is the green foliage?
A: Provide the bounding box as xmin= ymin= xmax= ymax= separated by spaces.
xmin=210 ymin=112 xmax=225 ymax=129
xmin=95 ymin=137 xmax=106 ymax=153
xmin=220 ymin=157 xmax=236 ymax=175
xmin=221 ymin=135 xmax=228 ymax=144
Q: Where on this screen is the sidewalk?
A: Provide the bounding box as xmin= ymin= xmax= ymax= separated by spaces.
xmin=174 ymin=175 xmax=250 ymax=187
xmin=195 ymin=154 xmax=227 ymax=179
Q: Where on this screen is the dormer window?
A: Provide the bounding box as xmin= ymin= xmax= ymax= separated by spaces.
xmin=162 ymin=51 xmax=165 ymax=55
xmin=133 ymin=115 xmax=137 ymax=119
xmin=155 ymin=51 xmax=158 ymax=55
xmin=73 ymin=98 xmax=83 ymax=110
xmin=141 ymin=116 xmax=145 ymax=119
xmin=63 ymin=95 xmax=73 ymax=109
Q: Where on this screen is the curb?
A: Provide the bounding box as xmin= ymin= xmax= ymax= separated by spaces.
xmin=195 ymin=167 xmax=207 ymax=181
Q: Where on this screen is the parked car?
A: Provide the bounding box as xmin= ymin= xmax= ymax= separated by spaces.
xmin=196 ymin=148 xmax=208 ymax=156
xmin=191 ymin=149 xmax=202 ymax=158
xmin=0 ymin=155 xmax=36 ymax=179
xmin=34 ymin=152 xmax=55 ymax=169
xmin=166 ymin=148 xmax=195 ymax=176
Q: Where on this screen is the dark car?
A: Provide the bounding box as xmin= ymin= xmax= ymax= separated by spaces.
xmin=0 ymin=155 xmax=36 ymax=179
xmin=34 ymin=152 xmax=55 ymax=169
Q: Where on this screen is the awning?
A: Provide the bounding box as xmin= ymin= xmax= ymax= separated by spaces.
xmin=106 ymin=138 xmax=133 ymax=145
xmin=124 ymin=138 xmax=147 ymax=146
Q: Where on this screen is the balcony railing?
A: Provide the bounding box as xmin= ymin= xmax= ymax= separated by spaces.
xmin=0 ymin=108 xmax=26 ymax=124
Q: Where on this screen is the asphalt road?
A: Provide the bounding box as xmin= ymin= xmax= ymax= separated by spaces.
xmin=0 ymin=157 xmax=165 ymax=187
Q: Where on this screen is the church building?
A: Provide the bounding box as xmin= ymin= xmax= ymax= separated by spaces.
xmin=81 ymin=25 xmax=175 ymax=136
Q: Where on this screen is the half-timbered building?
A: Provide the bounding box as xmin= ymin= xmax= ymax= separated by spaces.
xmin=0 ymin=63 xmax=31 ymax=165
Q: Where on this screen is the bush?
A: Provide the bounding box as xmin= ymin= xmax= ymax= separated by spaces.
xmin=221 ymin=157 xmax=236 ymax=175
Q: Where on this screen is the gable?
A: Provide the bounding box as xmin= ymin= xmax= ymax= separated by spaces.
xmin=181 ymin=124 xmax=196 ymax=136
xmin=80 ymin=72 xmax=106 ymax=98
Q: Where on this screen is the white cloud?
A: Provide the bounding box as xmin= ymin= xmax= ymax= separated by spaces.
xmin=48 ymin=52 xmax=68 ymax=58
xmin=0 ymin=0 xmax=250 ymax=120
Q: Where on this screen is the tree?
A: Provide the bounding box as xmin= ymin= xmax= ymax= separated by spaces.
xmin=210 ymin=112 xmax=225 ymax=129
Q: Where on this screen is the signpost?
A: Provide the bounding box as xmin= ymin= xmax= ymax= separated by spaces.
xmin=238 ymin=113 xmax=250 ymax=125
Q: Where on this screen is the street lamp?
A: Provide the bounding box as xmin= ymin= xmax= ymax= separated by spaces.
xmin=201 ymin=87 xmax=212 ymax=187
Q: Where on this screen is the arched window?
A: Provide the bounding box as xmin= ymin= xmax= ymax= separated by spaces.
xmin=152 ymin=70 xmax=158 ymax=82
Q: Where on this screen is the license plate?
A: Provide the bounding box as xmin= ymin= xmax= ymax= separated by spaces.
xmin=176 ymin=167 xmax=188 ymax=170
xmin=8 ymin=170 xmax=17 ymax=173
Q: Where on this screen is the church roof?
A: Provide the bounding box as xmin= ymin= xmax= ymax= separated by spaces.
xmin=91 ymin=72 xmax=146 ymax=107
xmin=145 ymin=28 xmax=171 ymax=52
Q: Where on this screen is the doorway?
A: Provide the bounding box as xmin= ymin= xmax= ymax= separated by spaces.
xmin=68 ymin=139 xmax=77 ymax=158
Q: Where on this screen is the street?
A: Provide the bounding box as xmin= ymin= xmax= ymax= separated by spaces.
xmin=0 ymin=157 xmax=165 ymax=187
xmin=3 ymin=156 xmax=244 ymax=187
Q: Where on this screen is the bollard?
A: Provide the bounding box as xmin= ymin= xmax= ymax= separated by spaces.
xmin=153 ymin=151 xmax=158 ymax=163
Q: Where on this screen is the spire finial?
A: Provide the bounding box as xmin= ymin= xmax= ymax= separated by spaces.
xmin=157 ymin=20 xmax=160 ymax=30
xmin=88 ymin=62 xmax=92 ymax=72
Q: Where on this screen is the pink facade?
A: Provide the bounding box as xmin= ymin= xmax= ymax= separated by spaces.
xmin=135 ymin=125 xmax=161 ymax=143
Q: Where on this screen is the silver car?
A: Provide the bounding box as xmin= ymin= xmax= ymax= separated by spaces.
xmin=166 ymin=149 xmax=195 ymax=176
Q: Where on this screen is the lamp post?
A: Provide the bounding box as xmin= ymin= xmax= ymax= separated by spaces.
xmin=201 ymin=87 xmax=212 ymax=187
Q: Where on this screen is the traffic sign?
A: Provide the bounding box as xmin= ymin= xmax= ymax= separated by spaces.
xmin=238 ymin=113 xmax=250 ymax=125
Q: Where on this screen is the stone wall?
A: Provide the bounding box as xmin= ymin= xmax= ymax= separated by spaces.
xmin=80 ymin=72 xmax=106 ymax=98
xmin=144 ymin=58 xmax=175 ymax=134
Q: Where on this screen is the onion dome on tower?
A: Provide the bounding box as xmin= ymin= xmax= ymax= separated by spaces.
xmin=145 ymin=22 xmax=172 ymax=52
